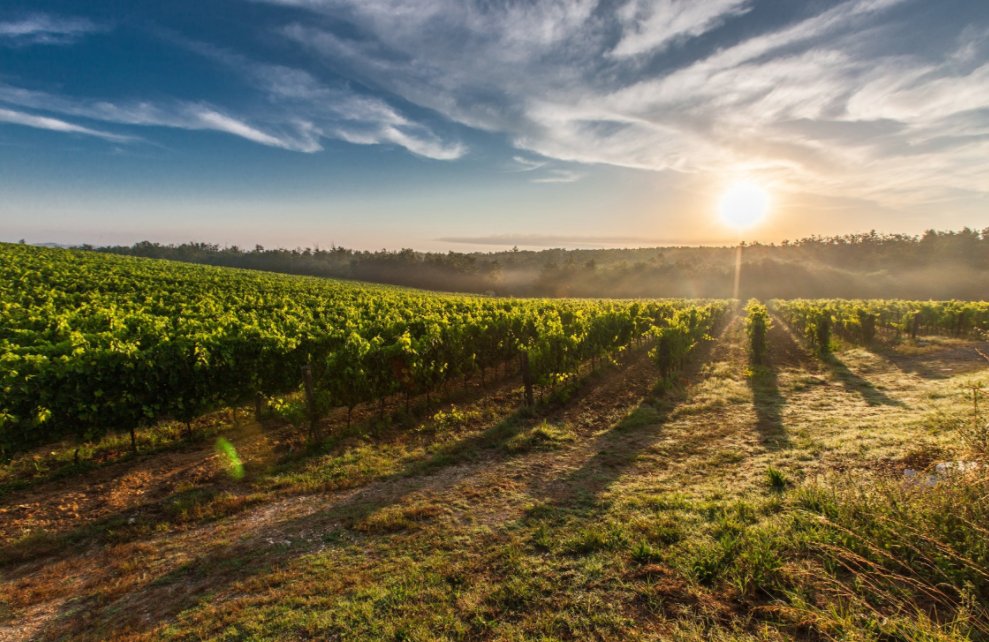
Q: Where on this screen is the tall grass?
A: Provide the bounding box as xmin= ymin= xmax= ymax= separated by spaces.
xmin=694 ymin=470 xmax=989 ymax=639
xmin=788 ymin=473 xmax=989 ymax=639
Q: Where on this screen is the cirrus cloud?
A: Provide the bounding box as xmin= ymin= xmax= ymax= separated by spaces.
xmin=0 ymin=106 xmax=132 ymax=141
xmin=0 ymin=13 xmax=103 ymax=47
xmin=265 ymin=0 xmax=989 ymax=206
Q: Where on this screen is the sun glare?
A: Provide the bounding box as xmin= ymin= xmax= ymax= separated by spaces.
xmin=719 ymin=181 xmax=770 ymax=231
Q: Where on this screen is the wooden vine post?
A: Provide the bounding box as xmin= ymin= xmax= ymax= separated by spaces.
xmin=254 ymin=392 xmax=265 ymax=423
xmin=302 ymin=364 xmax=321 ymax=443
xmin=520 ymin=352 xmax=534 ymax=407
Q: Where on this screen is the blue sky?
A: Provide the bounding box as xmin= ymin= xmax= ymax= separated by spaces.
xmin=1 ymin=0 xmax=987 ymax=250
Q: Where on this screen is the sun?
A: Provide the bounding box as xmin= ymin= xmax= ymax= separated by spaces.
xmin=719 ymin=181 xmax=770 ymax=230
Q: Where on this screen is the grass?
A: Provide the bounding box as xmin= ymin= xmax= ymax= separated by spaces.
xmin=630 ymin=540 xmax=664 ymax=564
xmin=504 ymin=421 xmax=576 ymax=453
xmin=3 ymin=325 xmax=989 ymax=641
xmin=765 ymin=466 xmax=789 ymax=492
xmin=0 ymin=413 xmax=231 ymax=497
xmin=354 ymin=500 xmax=452 ymax=534
xmin=614 ymin=404 xmax=664 ymax=432
xmin=756 ymin=473 xmax=988 ymax=638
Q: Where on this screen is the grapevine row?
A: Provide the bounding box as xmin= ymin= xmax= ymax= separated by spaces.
xmin=0 ymin=244 xmax=727 ymax=453
xmin=769 ymin=299 xmax=989 ymax=353
xmin=744 ymin=300 xmax=771 ymax=364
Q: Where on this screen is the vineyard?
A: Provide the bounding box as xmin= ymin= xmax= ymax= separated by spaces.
xmin=2 ymin=245 xmax=988 ymax=641
xmin=770 ymin=298 xmax=989 ymax=354
xmin=5 ymin=242 xmax=983 ymax=458
xmin=0 ymin=243 xmax=726 ymax=455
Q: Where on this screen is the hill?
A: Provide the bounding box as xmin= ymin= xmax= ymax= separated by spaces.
xmin=88 ymin=228 xmax=989 ymax=299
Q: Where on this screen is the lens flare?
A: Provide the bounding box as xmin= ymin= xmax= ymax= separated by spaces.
xmin=215 ymin=437 xmax=245 ymax=479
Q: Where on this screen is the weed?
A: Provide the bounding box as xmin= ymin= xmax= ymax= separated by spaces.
xmin=504 ymin=421 xmax=575 ymax=453
xmin=429 ymin=405 xmax=482 ymax=431
xmin=631 ymin=541 xmax=663 ymax=564
xmin=617 ymin=405 xmax=663 ymax=431
xmin=563 ymin=524 xmax=626 ymax=556
xmin=684 ymin=533 xmax=740 ymax=584
xmin=531 ymin=524 xmax=554 ymax=552
xmin=765 ymin=466 xmax=789 ymax=492
xmin=354 ymin=502 xmax=450 ymax=534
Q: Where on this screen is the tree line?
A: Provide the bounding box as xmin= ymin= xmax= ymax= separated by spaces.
xmin=83 ymin=228 xmax=989 ymax=300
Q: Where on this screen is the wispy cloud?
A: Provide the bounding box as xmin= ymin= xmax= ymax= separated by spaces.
xmin=0 ymin=107 xmax=131 ymax=141
xmin=508 ymin=155 xmax=583 ymax=183
xmin=192 ymin=107 xmax=320 ymax=151
xmin=511 ymin=156 xmax=547 ymax=172
xmin=4 ymin=0 xmax=987 ymax=204
xmin=165 ymin=35 xmax=466 ymax=160
xmin=0 ymin=24 xmax=465 ymax=159
xmin=530 ymin=169 xmax=584 ymax=184
xmin=610 ymin=0 xmax=751 ymax=58
xmin=265 ymin=0 xmax=989 ymax=206
xmin=0 ymin=83 xmax=321 ymax=152
xmin=437 ymin=233 xmax=703 ymax=247
xmin=0 ymin=13 xmax=102 ymax=46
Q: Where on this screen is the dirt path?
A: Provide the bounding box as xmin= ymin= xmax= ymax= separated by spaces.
xmin=0 ymin=359 xmax=536 ymax=546
xmin=1 ymin=442 xmax=224 ymax=544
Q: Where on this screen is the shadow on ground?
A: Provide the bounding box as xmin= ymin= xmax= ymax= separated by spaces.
xmin=871 ymin=339 xmax=989 ymax=381
xmin=2 ymin=347 xmax=667 ymax=640
xmin=824 ymin=354 xmax=904 ymax=407
xmin=768 ymin=313 xmax=903 ymax=408
xmin=530 ymin=317 xmax=733 ymax=507
xmin=747 ymin=363 xmax=790 ymax=450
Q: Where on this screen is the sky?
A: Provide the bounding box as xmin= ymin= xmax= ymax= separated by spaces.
xmin=1 ymin=0 xmax=987 ymax=251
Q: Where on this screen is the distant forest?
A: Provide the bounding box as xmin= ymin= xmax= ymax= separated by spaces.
xmin=85 ymin=228 xmax=989 ymax=299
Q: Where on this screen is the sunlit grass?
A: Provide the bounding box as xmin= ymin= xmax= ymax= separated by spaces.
xmin=3 ymin=328 xmax=988 ymax=640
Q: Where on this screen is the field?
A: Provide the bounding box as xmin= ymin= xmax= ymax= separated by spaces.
xmin=1 ymin=245 xmax=988 ymax=641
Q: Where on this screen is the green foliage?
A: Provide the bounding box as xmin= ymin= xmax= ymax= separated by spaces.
xmin=649 ymin=303 xmax=728 ymax=379
xmin=267 ymin=397 xmax=308 ymax=429
xmin=744 ymin=299 xmax=771 ymax=364
xmin=770 ymin=298 xmax=989 ymax=352
xmin=0 ymin=243 xmax=729 ymax=453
